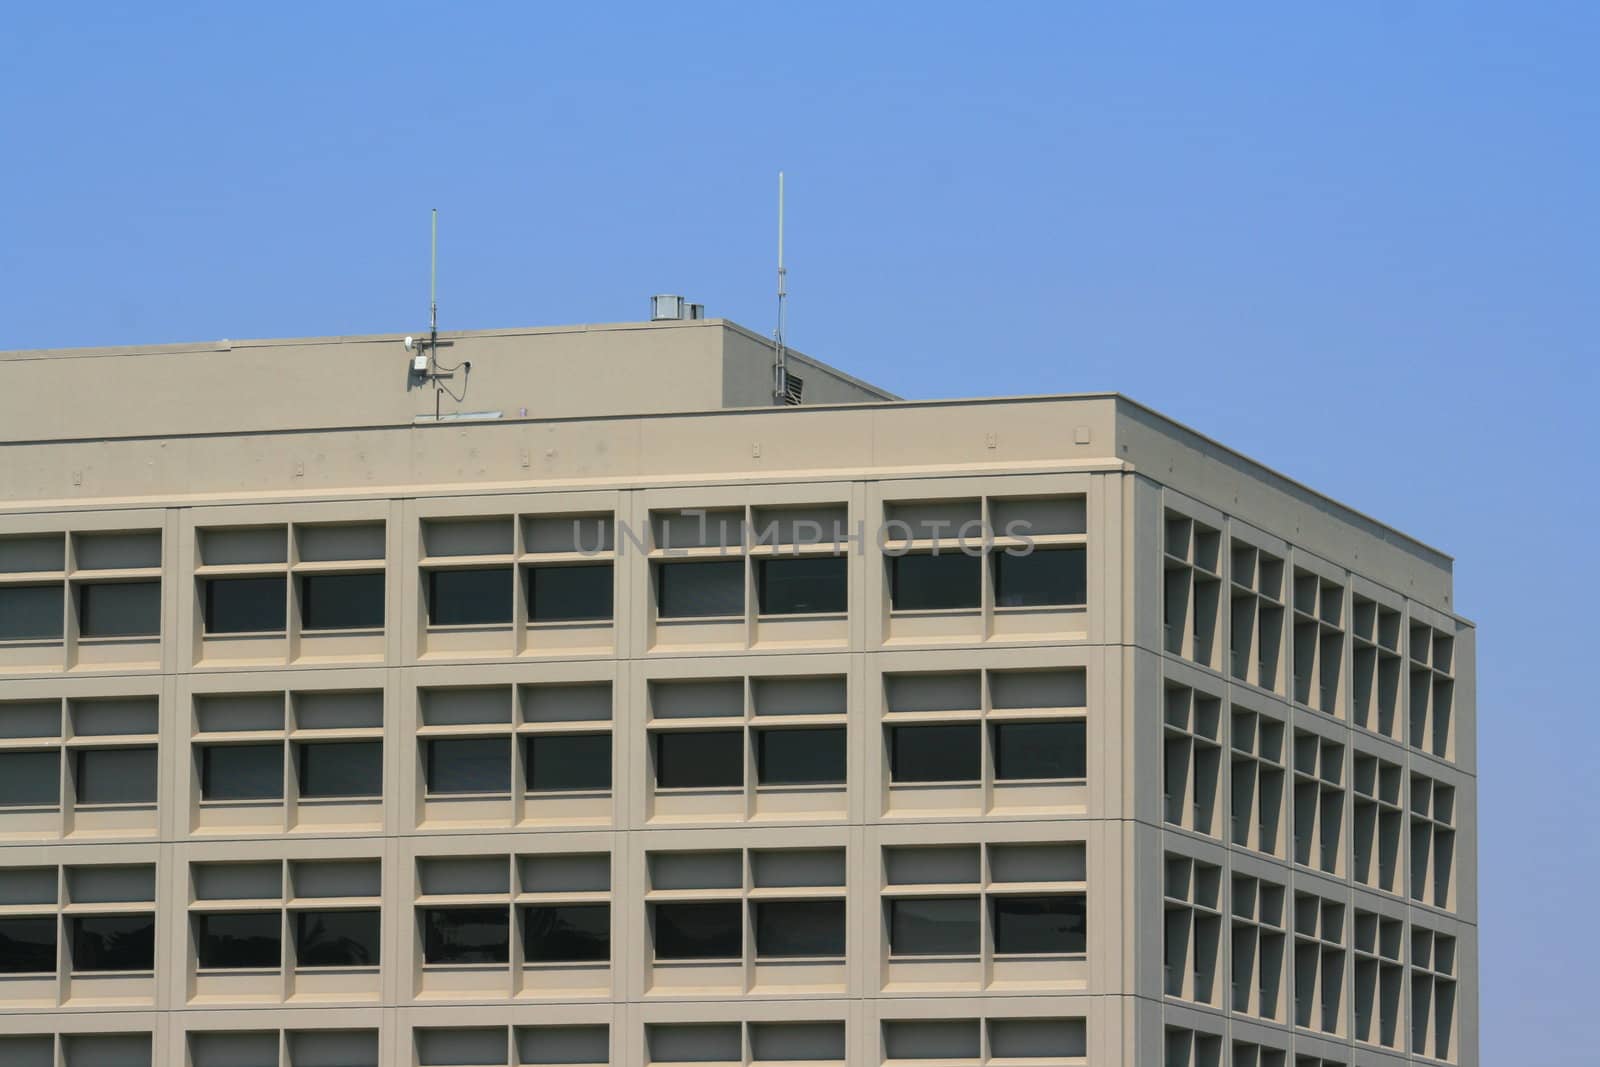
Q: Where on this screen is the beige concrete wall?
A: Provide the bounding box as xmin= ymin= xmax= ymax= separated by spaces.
xmin=0 ymin=329 xmax=1473 ymax=1065
xmin=0 ymin=320 xmax=893 ymax=446
xmin=1131 ymin=473 xmax=1477 ymax=1066
xmin=0 ymin=471 xmax=1132 ymax=1065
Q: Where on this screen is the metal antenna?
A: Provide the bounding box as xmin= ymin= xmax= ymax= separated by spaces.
xmin=430 ymin=208 xmax=441 ymax=420
xmin=773 ymin=172 xmax=789 ymax=405
xmin=429 ymin=209 xmax=439 ymax=354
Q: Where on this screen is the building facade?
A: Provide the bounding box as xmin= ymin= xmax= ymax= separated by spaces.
xmin=0 ymin=318 xmax=1476 ymax=1066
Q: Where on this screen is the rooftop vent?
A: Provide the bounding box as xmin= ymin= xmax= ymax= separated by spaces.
xmin=650 ymin=294 xmax=705 ymax=321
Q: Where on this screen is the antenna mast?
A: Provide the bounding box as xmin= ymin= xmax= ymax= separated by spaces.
xmin=430 ymin=208 xmax=441 ymax=420
xmin=773 ymin=171 xmax=789 ymax=404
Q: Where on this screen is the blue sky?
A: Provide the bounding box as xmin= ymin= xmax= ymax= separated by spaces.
xmin=4 ymin=3 xmax=1595 ymax=1058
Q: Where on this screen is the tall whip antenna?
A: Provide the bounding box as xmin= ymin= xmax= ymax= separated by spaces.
xmin=429 ymin=208 xmax=439 ymax=349
xmin=772 ymin=172 xmax=789 ymax=404
xmin=430 ymin=208 xmax=441 ymax=419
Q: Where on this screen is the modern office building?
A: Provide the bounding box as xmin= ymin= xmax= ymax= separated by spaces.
xmin=0 ymin=311 xmax=1475 ymax=1066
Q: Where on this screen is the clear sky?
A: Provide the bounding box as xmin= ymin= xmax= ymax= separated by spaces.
xmin=4 ymin=3 xmax=1595 ymax=1059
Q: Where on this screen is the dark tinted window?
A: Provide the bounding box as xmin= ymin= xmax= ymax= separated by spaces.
xmin=422 ymin=907 xmax=509 ymax=964
xmin=0 ymin=917 xmax=56 ymax=973
xmin=200 ymin=744 xmax=283 ymax=801
xmin=427 ymin=567 xmax=512 ymax=626
xmin=994 ymin=721 xmax=1086 ymax=780
xmin=656 ymin=560 xmax=744 ymax=618
xmin=76 ymin=747 xmax=157 ymax=805
xmin=888 ymin=897 xmax=979 ymax=956
xmin=756 ymin=727 xmax=846 ymax=786
xmin=652 ymin=901 xmax=741 ymax=959
xmin=297 ymin=741 xmax=383 ymax=798
xmin=525 ymin=733 xmax=611 ymax=792
xmin=294 ymin=908 xmax=381 ymax=967
xmin=754 ymin=900 xmax=845 ymax=958
xmin=202 ymin=576 xmax=287 ymax=634
xmin=889 ymin=554 xmax=980 ymax=611
xmin=522 ymin=904 xmax=610 ymax=963
xmin=0 ymin=750 xmax=59 ymax=807
xmin=992 ymin=894 xmax=1086 ymax=955
xmin=993 ymin=547 xmax=1087 ymax=607
xmin=655 ymin=730 xmax=743 ymax=789
xmin=70 ymin=914 xmax=155 ymax=971
xmin=528 ymin=564 xmax=613 ymax=622
xmin=0 ymin=584 xmax=62 ymax=640
xmin=424 ymin=737 xmax=511 ymax=795
xmin=300 ymin=572 xmax=384 ymax=630
xmin=757 ymin=557 xmax=847 ymax=615
xmin=78 ymin=582 xmax=160 ymax=638
xmin=195 ymin=911 xmax=281 ymax=969
xmin=889 ymin=724 xmax=981 ymax=783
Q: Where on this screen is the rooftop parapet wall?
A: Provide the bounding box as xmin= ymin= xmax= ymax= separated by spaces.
xmin=1113 ymin=398 xmax=1455 ymax=612
xmin=0 ymin=320 xmax=893 ymax=444
xmin=0 ymin=384 xmax=1452 ymax=610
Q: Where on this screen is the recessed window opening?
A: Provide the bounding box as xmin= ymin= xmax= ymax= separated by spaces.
xmin=78 ymin=581 xmax=161 ymax=637
xmin=299 ymin=572 xmax=384 ymax=631
xmin=427 ymin=567 xmax=512 ymax=626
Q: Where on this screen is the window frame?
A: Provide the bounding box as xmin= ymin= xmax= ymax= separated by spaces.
xmin=524 ymin=731 xmax=613 ymax=794
xmin=520 ymin=902 xmax=611 ymax=964
xmin=76 ymin=580 xmax=162 ymax=639
xmin=0 ymin=583 xmax=66 ymax=642
xmin=292 ymin=907 xmax=382 ymax=969
xmin=201 ymin=575 xmax=289 ymax=635
xmin=193 ymin=909 xmax=284 ymax=971
xmin=295 ymin=739 xmax=384 ymax=800
xmin=650 ymin=899 xmax=744 ymax=961
xmin=425 ymin=566 xmax=515 ymax=628
xmin=297 ymin=570 xmax=385 ymax=632
xmin=653 ymin=728 xmax=745 ymax=791
xmin=526 ymin=562 xmax=614 ymax=624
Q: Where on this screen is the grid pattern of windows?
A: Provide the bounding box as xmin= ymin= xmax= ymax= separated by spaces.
xmin=884 ymin=496 xmax=1088 ymax=627
xmin=1291 ymin=568 xmax=1345 ymax=714
xmin=1352 ymin=908 xmax=1405 ymax=1050
xmin=1291 ymin=730 xmax=1345 ymax=876
xmin=1163 ymin=853 xmax=1222 ymax=1005
xmin=417 ymin=682 xmax=613 ymax=826
xmin=884 ymin=843 xmax=1087 ymax=966
xmin=0 ymin=530 xmax=161 ymax=669
xmin=1164 ymin=513 xmax=1223 ymax=670
xmin=1352 ymin=754 xmax=1404 ymax=894
xmin=190 ymin=690 xmax=384 ymax=832
xmin=644 ymin=847 xmax=847 ymax=983
xmin=197 ymin=523 xmax=384 ymax=639
xmin=1410 ymin=773 xmax=1457 ymax=910
xmin=1228 ymin=540 xmax=1285 ymax=692
xmin=188 ymin=859 xmax=382 ymax=985
xmin=1409 ymin=619 xmax=1456 ymax=759
xmin=0 ymin=474 xmax=1470 ymax=1064
xmin=1154 ymin=497 xmax=1472 ymax=1067
xmin=1411 ymin=926 xmax=1459 ymax=1062
xmin=1229 ymin=873 xmax=1286 ymax=1020
xmin=414 ymin=852 xmax=612 ymax=996
xmin=1229 ymin=706 xmax=1286 ymax=856
xmin=0 ymin=863 xmax=157 ymax=1000
xmin=645 ymin=674 xmax=848 ymax=821
xmin=1162 ymin=683 xmax=1221 ymax=837
xmin=1351 ymin=594 xmax=1404 ymax=740
xmin=0 ymin=697 xmax=159 ymax=835
xmin=648 ymin=504 xmax=850 ymax=623
xmin=882 ymin=668 xmax=1088 ymax=817
xmin=1292 ymin=891 xmax=1347 ymax=1035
